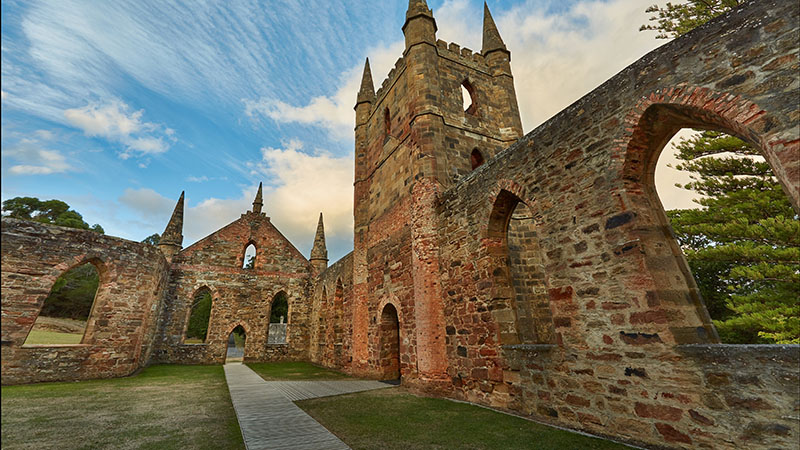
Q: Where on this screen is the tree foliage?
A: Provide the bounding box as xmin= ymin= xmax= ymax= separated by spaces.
xmin=640 ymin=0 xmax=742 ymax=39
xmin=641 ymin=1 xmax=798 ymax=344
xmin=270 ymin=292 xmax=289 ymax=323
xmin=142 ymin=233 xmax=161 ymax=245
xmin=40 ymin=263 xmax=100 ymax=320
xmin=3 ymin=197 xmax=106 ymax=321
xmin=2 ymin=196 xmax=104 ymax=234
xmin=186 ymin=290 xmax=213 ymax=341
xmin=666 ymin=131 xmax=799 ymax=344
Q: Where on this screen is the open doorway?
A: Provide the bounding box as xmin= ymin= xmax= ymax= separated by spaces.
xmin=379 ymin=304 xmax=400 ymax=381
xmin=226 ymin=325 xmax=246 ymax=363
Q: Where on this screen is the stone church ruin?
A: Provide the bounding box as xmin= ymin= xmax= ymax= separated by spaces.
xmin=2 ymin=0 xmax=798 ymax=448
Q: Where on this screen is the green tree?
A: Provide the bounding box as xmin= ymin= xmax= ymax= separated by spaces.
xmin=3 ymin=197 xmax=106 ymax=321
xmin=641 ymin=1 xmax=799 ymax=344
xmin=186 ymin=290 xmax=213 ymax=341
xmin=2 ymin=196 xmax=104 ymax=234
xmin=640 ymin=0 xmax=742 ymax=39
xmin=270 ymin=292 xmax=289 ymax=323
xmin=666 ymin=131 xmax=799 ymax=344
xmin=142 ymin=233 xmax=161 ymax=245
xmin=40 ymin=263 xmax=100 ymax=320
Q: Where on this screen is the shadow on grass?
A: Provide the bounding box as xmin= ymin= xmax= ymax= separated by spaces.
xmin=246 ymin=361 xmax=354 ymax=380
xmin=297 ymin=387 xmax=634 ymax=450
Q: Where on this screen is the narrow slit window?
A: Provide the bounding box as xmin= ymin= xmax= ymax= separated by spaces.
xmin=470 ymin=148 xmax=485 ymax=170
xmin=461 ymin=80 xmax=476 ymax=115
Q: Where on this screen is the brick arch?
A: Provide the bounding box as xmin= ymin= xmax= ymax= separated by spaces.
xmin=43 ymin=256 xmax=111 ymax=345
xmin=239 ymin=240 xmax=258 ymax=269
xmin=181 ymin=285 xmax=215 ymax=344
xmin=608 ymin=87 xmax=800 ymax=345
xmin=269 ymin=289 xmax=290 ymax=323
xmin=377 ymin=299 xmax=402 ymax=380
xmin=617 ymin=86 xmax=798 ymax=212
xmin=482 ymin=182 xmax=554 ymax=347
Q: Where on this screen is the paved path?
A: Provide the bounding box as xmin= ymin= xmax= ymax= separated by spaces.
xmin=223 ymin=363 xmax=390 ymax=450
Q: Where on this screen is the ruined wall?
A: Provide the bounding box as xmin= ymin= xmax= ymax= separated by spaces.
xmin=309 ymin=252 xmax=354 ymax=368
xmin=1 ymin=219 xmax=169 ymax=384
xmin=152 ymin=211 xmax=313 ymax=364
xmin=431 ymin=1 xmax=799 ymax=448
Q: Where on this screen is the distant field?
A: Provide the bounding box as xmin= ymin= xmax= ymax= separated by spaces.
xmin=23 ymin=316 xmax=85 ymax=345
xmin=1 ymin=365 xmax=243 ymax=450
xmin=23 ymin=330 xmax=83 ymax=345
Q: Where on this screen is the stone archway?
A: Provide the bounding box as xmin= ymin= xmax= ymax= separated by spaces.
xmin=378 ymin=303 xmax=400 ymax=381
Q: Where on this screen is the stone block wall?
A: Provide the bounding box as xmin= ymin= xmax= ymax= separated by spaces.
xmin=309 ymin=252 xmax=354 ymax=369
xmin=1 ymin=218 xmax=169 ymax=384
xmin=429 ymin=1 xmax=799 ymax=447
xmin=152 ymin=211 xmax=313 ymax=364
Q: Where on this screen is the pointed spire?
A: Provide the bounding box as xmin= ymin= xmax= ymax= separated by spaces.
xmin=403 ymin=0 xmax=437 ymax=47
xmin=310 ymin=212 xmax=328 ymax=273
xmin=482 ymin=2 xmax=508 ymax=56
xmin=356 ymin=58 xmax=375 ymax=107
xmin=406 ymin=0 xmax=433 ymax=21
xmin=252 ymin=182 xmax=263 ymax=214
xmin=158 ymin=191 xmax=184 ymax=261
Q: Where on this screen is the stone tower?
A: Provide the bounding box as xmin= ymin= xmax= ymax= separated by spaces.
xmin=351 ymin=0 xmax=523 ymax=383
xmin=310 ymin=212 xmax=328 ymax=273
xmin=158 ymin=191 xmax=184 ymax=262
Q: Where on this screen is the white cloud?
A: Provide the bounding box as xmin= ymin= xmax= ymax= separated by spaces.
xmin=64 ymin=100 xmax=173 ymax=158
xmin=118 ymin=188 xmax=176 ymax=219
xmin=244 ymin=40 xmax=404 ymax=141
xmin=3 ymin=132 xmax=75 ymax=176
xmin=248 ymin=139 xmax=354 ymax=245
xmin=0 ymin=90 xmax=7 ymax=100
xmin=115 ymin=140 xmax=353 ymax=258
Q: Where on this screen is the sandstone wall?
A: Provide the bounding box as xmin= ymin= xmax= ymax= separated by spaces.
xmin=152 ymin=211 xmax=313 ymax=364
xmin=432 ymin=1 xmax=799 ymax=447
xmin=309 ymin=252 xmax=354 ymax=368
xmin=1 ymin=218 xmax=169 ymax=384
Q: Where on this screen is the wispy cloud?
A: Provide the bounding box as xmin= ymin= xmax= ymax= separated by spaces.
xmin=117 ymin=139 xmax=353 ymax=258
xmin=243 ymin=40 xmax=405 ymax=141
xmin=64 ymin=100 xmax=174 ymax=159
xmin=3 ymin=131 xmax=75 ymax=176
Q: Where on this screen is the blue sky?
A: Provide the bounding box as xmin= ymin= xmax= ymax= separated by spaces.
xmin=2 ymin=0 xmax=680 ymax=262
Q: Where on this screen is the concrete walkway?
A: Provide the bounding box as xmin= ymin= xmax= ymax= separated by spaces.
xmin=223 ymin=363 xmax=389 ymax=450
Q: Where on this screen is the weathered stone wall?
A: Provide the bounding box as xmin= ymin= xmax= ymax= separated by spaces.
xmin=309 ymin=252 xmax=354 ymax=368
xmin=1 ymin=218 xmax=169 ymax=384
xmin=152 ymin=211 xmax=313 ymax=364
xmin=429 ymin=1 xmax=799 ymax=448
xmin=350 ymin=4 xmax=525 ymax=385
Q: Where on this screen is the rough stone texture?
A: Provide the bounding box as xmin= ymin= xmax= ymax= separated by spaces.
xmin=1 ymin=1 xmax=798 ymax=449
xmin=1 ymin=219 xmax=169 ymax=384
xmin=151 ymin=210 xmax=313 ymax=364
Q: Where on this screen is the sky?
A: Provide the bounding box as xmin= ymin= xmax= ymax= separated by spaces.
xmin=1 ymin=0 xmax=695 ymax=263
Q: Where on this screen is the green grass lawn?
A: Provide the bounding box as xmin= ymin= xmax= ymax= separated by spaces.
xmin=23 ymin=329 xmax=83 ymax=345
xmin=297 ymin=388 xmax=632 ymax=450
xmin=247 ymin=361 xmax=353 ymax=380
xmin=1 ymin=365 xmax=243 ymax=450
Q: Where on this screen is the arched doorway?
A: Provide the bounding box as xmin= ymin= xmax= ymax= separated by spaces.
xmin=379 ymin=304 xmax=400 ymax=381
xmin=226 ymin=325 xmax=246 ymax=363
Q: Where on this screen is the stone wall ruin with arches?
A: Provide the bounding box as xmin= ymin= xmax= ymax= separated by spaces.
xmin=1 ymin=1 xmax=798 ymax=448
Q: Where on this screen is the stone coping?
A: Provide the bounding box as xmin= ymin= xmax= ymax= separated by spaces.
xmin=676 ymin=343 xmax=800 ymax=363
